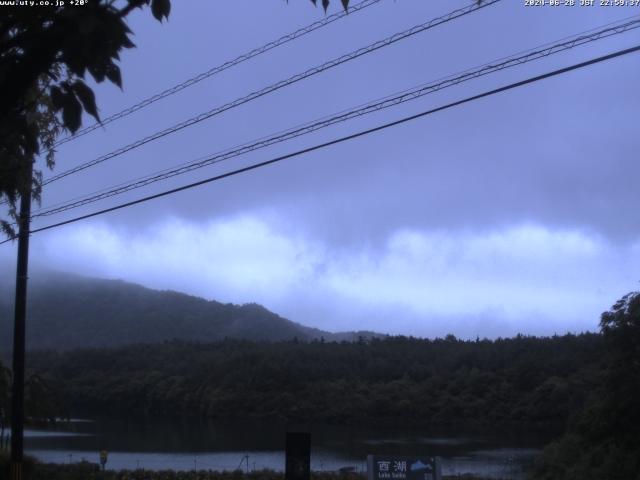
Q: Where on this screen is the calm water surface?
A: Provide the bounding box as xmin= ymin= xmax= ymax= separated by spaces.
xmin=24 ymin=419 xmax=552 ymax=479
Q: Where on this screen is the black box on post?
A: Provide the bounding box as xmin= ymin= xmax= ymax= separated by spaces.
xmin=285 ymin=432 xmax=311 ymax=480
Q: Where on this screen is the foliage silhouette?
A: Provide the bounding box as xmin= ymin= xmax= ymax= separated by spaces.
xmin=0 ymin=0 xmax=172 ymax=235
xmin=532 ymin=292 xmax=640 ymax=480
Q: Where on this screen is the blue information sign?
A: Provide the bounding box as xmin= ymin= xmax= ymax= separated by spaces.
xmin=367 ymin=455 xmax=441 ymax=480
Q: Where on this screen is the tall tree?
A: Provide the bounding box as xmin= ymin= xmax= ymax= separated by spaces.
xmin=532 ymin=291 xmax=640 ymax=480
xmin=597 ymin=291 xmax=640 ymax=443
xmin=0 ymin=0 xmax=171 ymax=236
xmin=0 ymin=363 xmax=10 ymax=451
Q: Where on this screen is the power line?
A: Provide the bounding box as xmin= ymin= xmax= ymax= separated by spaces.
xmin=40 ymin=0 xmax=501 ymax=186
xmin=30 ymin=16 xmax=640 ymax=219
xmin=51 ymin=0 xmax=384 ymax=148
xmin=3 ymin=43 xmax=637 ymax=246
xmin=31 ymin=14 xmax=640 ymax=216
xmin=0 ymin=0 xmax=385 ymax=210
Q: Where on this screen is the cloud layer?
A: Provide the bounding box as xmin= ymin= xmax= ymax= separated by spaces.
xmin=25 ymin=215 xmax=640 ymax=338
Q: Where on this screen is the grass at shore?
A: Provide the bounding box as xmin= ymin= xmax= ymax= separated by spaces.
xmin=0 ymin=455 xmax=507 ymax=480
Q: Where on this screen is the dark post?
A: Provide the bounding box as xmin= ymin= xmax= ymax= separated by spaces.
xmin=285 ymin=432 xmax=311 ymax=480
xmin=10 ymin=162 xmax=33 ymax=480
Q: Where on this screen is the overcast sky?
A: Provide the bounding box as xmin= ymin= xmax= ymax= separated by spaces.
xmin=2 ymin=0 xmax=640 ymax=338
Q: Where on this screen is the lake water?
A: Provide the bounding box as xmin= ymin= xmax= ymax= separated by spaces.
xmin=23 ymin=418 xmax=551 ymax=479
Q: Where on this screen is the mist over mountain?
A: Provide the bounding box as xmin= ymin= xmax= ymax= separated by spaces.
xmin=0 ymin=271 xmax=381 ymax=351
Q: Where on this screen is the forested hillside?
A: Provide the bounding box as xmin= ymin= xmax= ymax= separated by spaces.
xmin=26 ymin=334 xmax=603 ymax=430
xmin=531 ymin=292 xmax=640 ymax=479
xmin=0 ymin=272 xmax=377 ymax=350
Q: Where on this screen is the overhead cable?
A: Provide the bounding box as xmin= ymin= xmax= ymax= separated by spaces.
xmin=52 ymin=0 xmax=385 ymax=147
xmin=41 ymin=0 xmax=501 ymax=186
xmin=31 ymin=16 xmax=640 ymax=218
xmin=2 ymin=43 xmax=636 ymax=245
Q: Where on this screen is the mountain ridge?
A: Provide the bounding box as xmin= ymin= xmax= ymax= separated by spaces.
xmin=0 ymin=270 xmax=383 ymax=351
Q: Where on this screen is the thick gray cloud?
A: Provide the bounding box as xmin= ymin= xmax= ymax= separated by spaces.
xmin=2 ymin=216 xmax=635 ymax=338
xmin=3 ymin=0 xmax=640 ymax=336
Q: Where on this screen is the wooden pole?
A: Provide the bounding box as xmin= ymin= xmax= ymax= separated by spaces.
xmin=10 ymin=162 xmax=32 ymax=480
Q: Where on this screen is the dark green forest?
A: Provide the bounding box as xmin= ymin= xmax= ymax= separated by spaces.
xmin=22 ymin=334 xmax=603 ymax=429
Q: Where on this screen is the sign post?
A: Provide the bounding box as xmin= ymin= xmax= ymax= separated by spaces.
xmin=367 ymin=455 xmax=442 ymax=480
xmin=285 ymin=432 xmax=310 ymax=480
xmin=99 ymin=450 xmax=108 ymax=471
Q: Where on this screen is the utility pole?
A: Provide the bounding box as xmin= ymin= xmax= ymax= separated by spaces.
xmin=10 ymin=161 xmax=33 ymax=480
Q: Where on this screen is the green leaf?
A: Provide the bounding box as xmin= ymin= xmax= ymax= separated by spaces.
xmin=117 ymin=21 xmax=135 ymax=48
xmin=128 ymin=0 xmax=149 ymax=9
xmin=87 ymin=64 xmax=106 ymax=83
xmin=61 ymin=91 xmax=82 ymax=133
xmin=151 ymin=0 xmax=170 ymax=22
xmin=72 ymin=80 xmax=100 ymax=122
xmin=105 ymin=63 xmax=122 ymax=89
xmin=50 ymin=86 xmax=65 ymax=111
